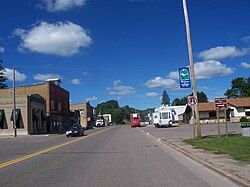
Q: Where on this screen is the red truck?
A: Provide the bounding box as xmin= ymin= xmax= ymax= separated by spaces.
xmin=130 ymin=113 xmax=141 ymax=127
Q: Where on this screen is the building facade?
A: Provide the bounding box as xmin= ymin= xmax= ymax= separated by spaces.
xmin=0 ymin=81 xmax=70 ymax=133
xmin=195 ymin=97 xmax=250 ymax=124
xmin=0 ymin=94 xmax=46 ymax=135
xmin=70 ymin=102 xmax=95 ymax=129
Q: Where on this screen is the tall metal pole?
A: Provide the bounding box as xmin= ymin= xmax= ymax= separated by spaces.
xmin=182 ymin=0 xmax=201 ymax=138
xmin=13 ymin=66 xmax=17 ymax=137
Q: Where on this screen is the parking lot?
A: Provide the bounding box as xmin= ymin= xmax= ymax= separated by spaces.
xmin=142 ymin=123 xmax=241 ymax=141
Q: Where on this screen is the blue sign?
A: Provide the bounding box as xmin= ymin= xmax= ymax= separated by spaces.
xmin=178 ymin=67 xmax=191 ymax=88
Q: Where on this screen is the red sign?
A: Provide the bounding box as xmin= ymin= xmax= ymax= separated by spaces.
xmin=188 ymin=96 xmax=198 ymax=106
xmin=214 ymin=98 xmax=227 ymax=110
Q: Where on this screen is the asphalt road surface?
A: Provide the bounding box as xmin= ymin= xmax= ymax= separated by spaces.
xmin=0 ymin=126 xmax=238 ymax=187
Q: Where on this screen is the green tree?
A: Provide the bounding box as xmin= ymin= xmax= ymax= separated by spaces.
xmin=105 ymin=108 xmax=123 ymax=124
xmin=0 ymin=60 xmax=7 ymax=89
xmin=180 ymin=96 xmax=188 ymax=105
xmin=105 ymin=100 xmax=119 ymax=109
xmin=225 ymin=77 xmax=250 ymax=98
xmin=172 ymin=98 xmax=181 ymax=106
xmin=189 ymin=91 xmax=208 ymax=103
xmin=161 ymin=90 xmax=170 ymax=106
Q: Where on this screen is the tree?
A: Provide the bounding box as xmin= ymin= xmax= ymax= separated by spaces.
xmin=0 ymin=60 xmax=8 ymax=89
xmin=180 ymin=96 xmax=188 ymax=105
xmin=225 ymin=77 xmax=250 ymax=98
xmin=172 ymin=98 xmax=181 ymax=106
xmin=161 ymin=90 xmax=170 ymax=106
xmin=189 ymin=91 xmax=208 ymax=103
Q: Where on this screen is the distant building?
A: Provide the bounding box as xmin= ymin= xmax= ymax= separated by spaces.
xmin=0 ymin=80 xmax=70 ymax=133
xmin=0 ymin=94 xmax=46 ymax=135
xmin=196 ymin=97 xmax=250 ymax=124
xmin=70 ymin=102 xmax=95 ymax=129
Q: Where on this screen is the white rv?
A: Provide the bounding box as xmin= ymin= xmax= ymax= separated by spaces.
xmin=153 ymin=106 xmax=174 ymax=127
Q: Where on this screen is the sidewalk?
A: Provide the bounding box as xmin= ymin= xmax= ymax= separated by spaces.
xmin=141 ymin=124 xmax=250 ymax=186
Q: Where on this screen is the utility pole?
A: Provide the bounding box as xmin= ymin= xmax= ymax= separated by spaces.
xmin=13 ymin=66 xmax=17 ymax=137
xmin=182 ymin=0 xmax=201 ymax=138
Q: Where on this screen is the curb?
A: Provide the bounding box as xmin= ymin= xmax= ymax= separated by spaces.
xmin=140 ymin=129 xmax=250 ymax=187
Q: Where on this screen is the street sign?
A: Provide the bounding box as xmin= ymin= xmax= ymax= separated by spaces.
xmin=178 ymin=67 xmax=191 ymax=88
xmin=214 ymin=98 xmax=227 ymax=110
xmin=188 ymin=96 xmax=198 ymax=106
xmin=79 ymin=110 xmax=86 ymax=117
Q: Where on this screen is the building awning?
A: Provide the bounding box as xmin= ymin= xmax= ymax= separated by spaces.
xmin=0 ymin=109 xmax=4 ymax=122
xmin=10 ymin=109 xmax=21 ymax=122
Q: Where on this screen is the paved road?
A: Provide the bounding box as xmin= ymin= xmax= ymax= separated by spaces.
xmin=0 ymin=126 xmax=237 ymax=187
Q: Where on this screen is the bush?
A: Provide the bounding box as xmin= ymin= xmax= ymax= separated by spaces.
xmin=240 ymin=117 xmax=248 ymax=122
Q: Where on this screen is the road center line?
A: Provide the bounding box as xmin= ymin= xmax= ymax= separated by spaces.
xmin=0 ymin=127 xmax=113 ymax=169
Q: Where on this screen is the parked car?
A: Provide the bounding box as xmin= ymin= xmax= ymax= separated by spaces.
xmin=66 ymin=124 xmax=85 ymax=137
xmin=95 ymin=119 xmax=106 ymax=127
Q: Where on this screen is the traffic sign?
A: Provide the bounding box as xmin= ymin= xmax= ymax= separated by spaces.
xmin=178 ymin=67 xmax=191 ymax=88
xmin=188 ymin=96 xmax=198 ymax=106
xmin=214 ymin=98 xmax=227 ymax=110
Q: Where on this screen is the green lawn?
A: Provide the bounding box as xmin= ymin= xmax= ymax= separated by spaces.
xmin=184 ymin=134 xmax=250 ymax=162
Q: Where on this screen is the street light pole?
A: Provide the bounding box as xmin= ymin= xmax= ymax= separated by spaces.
xmin=13 ymin=66 xmax=17 ymax=137
xmin=182 ymin=0 xmax=201 ymax=138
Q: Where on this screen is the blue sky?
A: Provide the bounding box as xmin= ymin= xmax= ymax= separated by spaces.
xmin=0 ymin=0 xmax=250 ymax=109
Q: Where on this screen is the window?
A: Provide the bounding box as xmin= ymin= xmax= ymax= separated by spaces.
xmin=58 ymin=103 xmax=61 ymax=111
xmin=209 ymin=111 xmax=216 ymax=118
xmin=161 ymin=112 xmax=169 ymax=119
xmin=51 ymin=100 xmax=55 ymax=110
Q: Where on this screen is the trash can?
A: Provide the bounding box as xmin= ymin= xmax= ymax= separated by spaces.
xmin=241 ymin=122 xmax=250 ymax=137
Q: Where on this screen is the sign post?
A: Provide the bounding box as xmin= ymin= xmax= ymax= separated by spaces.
xmin=178 ymin=67 xmax=191 ymax=88
xmin=214 ymin=98 xmax=228 ymax=137
xmin=188 ymin=96 xmax=198 ymax=138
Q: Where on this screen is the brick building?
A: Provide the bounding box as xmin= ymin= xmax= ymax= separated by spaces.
xmin=0 ymin=80 xmax=71 ymax=133
xmin=0 ymin=94 xmax=46 ymax=135
xmin=70 ymin=102 xmax=95 ymax=129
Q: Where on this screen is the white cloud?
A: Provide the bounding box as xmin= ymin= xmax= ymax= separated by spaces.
xmin=198 ymin=46 xmax=250 ymax=60
xmin=107 ymin=80 xmax=135 ymax=96
xmin=194 ymin=60 xmax=234 ymax=79
xmin=241 ymin=36 xmax=250 ymax=43
xmin=70 ymin=78 xmax=81 ymax=85
xmin=146 ymin=92 xmax=159 ymax=97
xmin=14 ymin=21 xmax=92 ymax=57
xmin=168 ymin=60 xmax=234 ymax=80
xmin=168 ymin=71 xmax=179 ymax=79
xmin=84 ymin=96 xmax=97 ymax=102
xmin=33 ymin=73 xmax=61 ymax=81
xmin=82 ymin=71 xmax=91 ymax=77
xmin=3 ymin=68 xmax=27 ymax=82
xmin=41 ymin=0 xmax=87 ymax=12
xmin=144 ymin=77 xmax=177 ymax=89
xmin=0 ymin=47 xmax=4 ymax=53
xmin=241 ymin=62 xmax=250 ymax=69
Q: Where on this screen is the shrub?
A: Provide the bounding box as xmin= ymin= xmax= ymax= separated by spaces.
xmin=240 ymin=117 xmax=248 ymax=122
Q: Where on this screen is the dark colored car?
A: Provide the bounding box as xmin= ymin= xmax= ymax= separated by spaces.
xmin=66 ymin=124 xmax=85 ymax=137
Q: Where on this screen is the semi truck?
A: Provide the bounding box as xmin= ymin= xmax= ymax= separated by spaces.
xmin=130 ymin=113 xmax=141 ymax=127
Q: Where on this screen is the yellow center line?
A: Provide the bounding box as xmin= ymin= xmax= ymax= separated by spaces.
xmin=0 ymin=127 xmax=113 ymax=169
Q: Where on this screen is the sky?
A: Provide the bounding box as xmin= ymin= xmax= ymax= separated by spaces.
xmin=0 ymin=0 xmax=249 ymax=109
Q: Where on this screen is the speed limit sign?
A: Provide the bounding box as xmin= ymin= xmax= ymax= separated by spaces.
xmin=188 ymin=96 xmax=198 ymax=106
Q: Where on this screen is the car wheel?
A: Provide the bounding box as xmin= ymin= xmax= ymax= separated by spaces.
xmin=66 ymin=134 xmax=70 ymax=137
